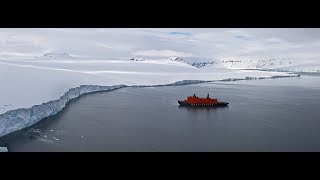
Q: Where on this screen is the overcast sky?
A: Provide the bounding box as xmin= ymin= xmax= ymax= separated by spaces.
xmin=0 ymin=28 xmax=320 ymax=60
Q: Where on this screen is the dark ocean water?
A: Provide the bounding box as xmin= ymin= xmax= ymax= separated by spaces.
xmin=1 ymin=74 xmax=320 ymax=152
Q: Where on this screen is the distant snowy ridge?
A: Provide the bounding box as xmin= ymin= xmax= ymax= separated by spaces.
xmin=168 ymin=56 xmax=298 ymax=69
xmin=30 ymin=53 xmax=320 ymax=73
xmin=191 ymin=61 xmax=216 ymax=68
xmin=35 ymin=53 xmax=76 ymax=60
xmin=261 ymin=61 xmax=320 ymax=73
xmin=30 ymin=54 xmax=319 ymax=73
xmin=130 ymin=58 xmax=146 ymax=61
xmin=169 ymin=56 xmax=320 ymax=73
xmin=168 ymin=57 xmax=184 ymax=62
xmin=217 ymin=58 xmax=296 ymax=69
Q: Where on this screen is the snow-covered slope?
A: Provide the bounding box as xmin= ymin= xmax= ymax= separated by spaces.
xmin=0 ymin=57 xmax=299 ymax=138
xmin=35 ymin=53 xmax=77 ymax=60
xmin=169 ymin=57 xmax=184 ymax=62
xmin=168 ymin=56 xmax=320 ymax=72
xmin=272 ymin=65 xmax=320 ymax=73
xmin=130 ymin=58 xmax=146 ymax=61
xmin=260 ymin=60 xmax=320 ymax=73
xmin=219 ymin=58 xmax=296 ymax=69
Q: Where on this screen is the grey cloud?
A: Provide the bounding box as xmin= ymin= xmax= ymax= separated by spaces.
xmin=0 ymin=28 xmax=319 ymax=60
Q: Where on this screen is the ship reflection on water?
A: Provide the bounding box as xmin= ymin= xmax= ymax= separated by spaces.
xmin=178 ymin=105 xmax=229 ymax=111
xmin=178 ymin=105 xmax=230 ymax=118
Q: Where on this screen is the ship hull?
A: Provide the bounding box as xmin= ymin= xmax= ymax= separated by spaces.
xmin=178 ymin=101 xmax=229 ymax=107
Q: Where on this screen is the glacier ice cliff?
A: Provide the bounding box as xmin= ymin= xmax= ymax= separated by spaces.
xmin=0 ymin=85 xmax=126 ymax=138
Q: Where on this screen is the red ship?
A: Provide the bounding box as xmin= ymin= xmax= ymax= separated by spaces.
xmin=178 ymin=94 xmax=229 ymax=107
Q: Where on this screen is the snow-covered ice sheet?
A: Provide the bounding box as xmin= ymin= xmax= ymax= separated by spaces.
xmin=0 ymin=59 xmax=296 ymax=114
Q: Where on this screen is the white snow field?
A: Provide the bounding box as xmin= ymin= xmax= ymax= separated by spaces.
xmin=169 ymin=56 xmax=320 ymax=71
xmin=0 ymin=56 xmax=299 ymax=137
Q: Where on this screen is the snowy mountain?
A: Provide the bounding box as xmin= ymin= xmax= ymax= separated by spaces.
xmin=167 ymin=56 xmax=298 ymax=70
xmin=168 ymin=57 xmax=184 ymax=62
xmin=168 ymin=57 xmax=217 ymax=68
xmin=191 ymin=61 xmax=216 ymax=68
xmin=130 ymin=58 xmax=146 ymax=61
xmin=36 ymin=53 xmax=76 ymax=60
xmin=271 ymin=61 xmax=320 ymax=73
xmin=217 ymin=58 xmax=296 ymax=69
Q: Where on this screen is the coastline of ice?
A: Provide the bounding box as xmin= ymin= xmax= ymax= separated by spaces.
xmin=0 ymin=58 xmax=300 ymax=142
xmin=0 ymin=85 xmax=125 ymax=138
xmin=0 ymin=74 xmax=299 ymax=139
